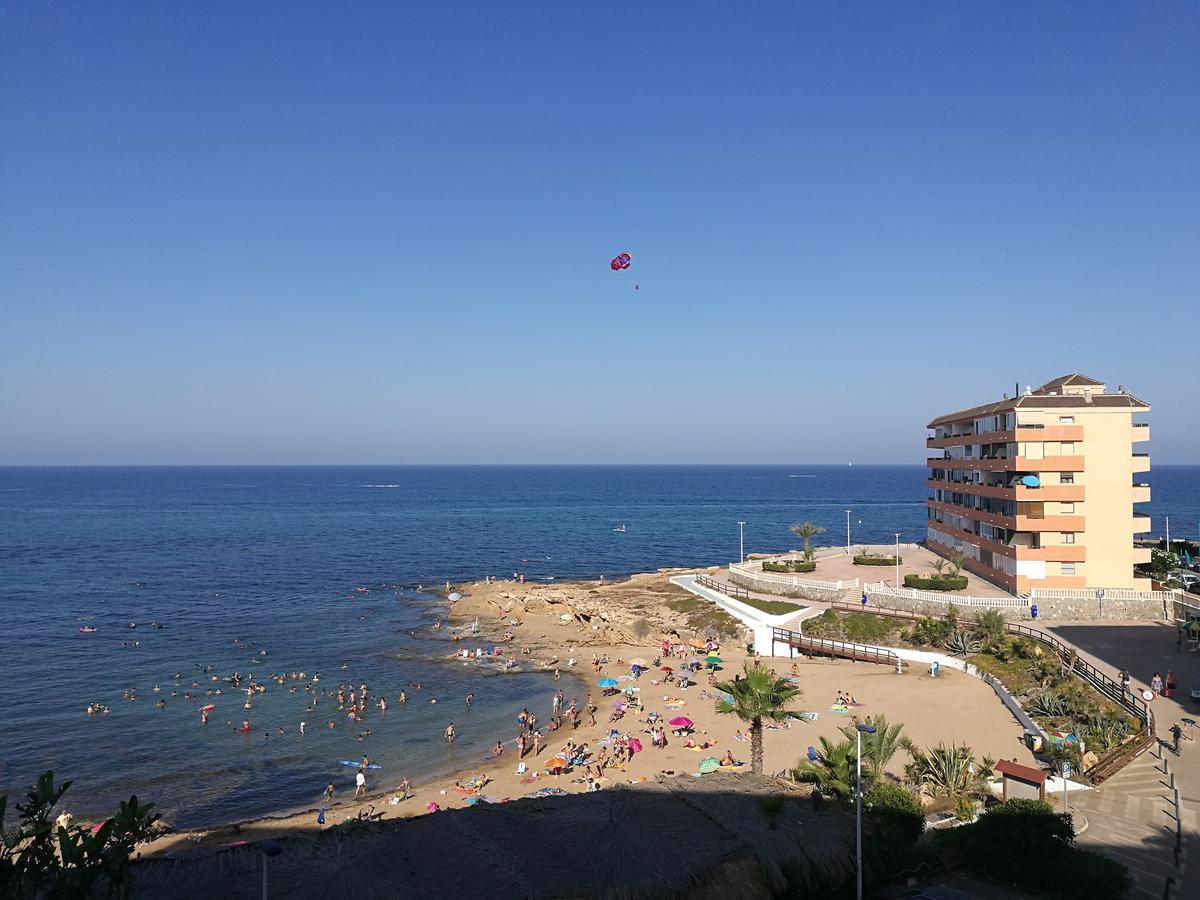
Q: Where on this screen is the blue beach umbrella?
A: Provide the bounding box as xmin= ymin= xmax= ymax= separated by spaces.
xmin=597 ymin=677 xmax=618 ymax=688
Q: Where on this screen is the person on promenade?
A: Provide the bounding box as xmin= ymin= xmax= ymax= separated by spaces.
xmin=1151 ymin=672 xmax=1164 ymax=695
xmin=1165 ymin=670 xmax=1176 ymax=697
xmin=354 ymin=768 xmax=366 ymax=800
xmin=1119 ymin=669 xmax=1131 ymax=696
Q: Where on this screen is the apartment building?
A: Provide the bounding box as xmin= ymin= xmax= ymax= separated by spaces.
xmin=926 ymin=374 xmax=1151 ymax=593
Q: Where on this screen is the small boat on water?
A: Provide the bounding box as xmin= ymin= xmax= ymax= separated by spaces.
xmin=613 ymin=525 xmax=626 ymax=533
xmin=79 ymin=626 xmax=97 ymax=633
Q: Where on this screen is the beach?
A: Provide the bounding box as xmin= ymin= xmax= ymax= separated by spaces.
xmin=141 ymin=568 xmax=1038 ymax=858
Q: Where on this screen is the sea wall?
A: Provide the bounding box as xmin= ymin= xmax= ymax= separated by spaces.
xmin=861 ymin=591 xmax=1170 ymax=622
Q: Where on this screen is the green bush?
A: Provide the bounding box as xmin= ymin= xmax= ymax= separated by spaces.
xmin=853 ymin=555 xmax=901 ymax=566
xmin=841 ymin=613 xmax=895 ymax=644
xmin=902 ymin=616 xmax=953 ymax=647
xmin=904 ymin=574 xmax=968 ymax=591
xmin=763 ymin=560 xmax=816 ymax=574
xmin=804 ymin=608 xmax=844 ymax=639
xmin=863 ymin=780 xmax=924 ymax=843
xmin=934 ymin=799 xmax=1129 ymax=900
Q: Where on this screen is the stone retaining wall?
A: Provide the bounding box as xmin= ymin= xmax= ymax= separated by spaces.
xmin=729 ymin=571 xmax=854 ymax=604
xmin=862 ymin=590 xmax=1170 ymax=622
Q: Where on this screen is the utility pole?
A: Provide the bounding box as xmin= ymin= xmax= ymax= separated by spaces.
xmin=737 ymin=521 xmax=747 ymax=563
xmin=845 ymin=509 xmax=852 ymax=552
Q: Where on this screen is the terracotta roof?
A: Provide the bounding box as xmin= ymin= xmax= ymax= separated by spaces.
xmin=1036 ymin=373 xmax=1105 ymax=391
xmin=996 ymin=759 xmax=1047 ymax=784
xmin=927 ymin=390 xmax=1149 ymax=428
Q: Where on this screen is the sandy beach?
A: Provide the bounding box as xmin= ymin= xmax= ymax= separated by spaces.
xmin=142 ymin=569 xmax=1038 ymax=858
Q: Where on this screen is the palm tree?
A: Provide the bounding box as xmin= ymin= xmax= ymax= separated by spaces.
xmin=792 ymin=736 xmax=854 ymax=800
xmin=931 ymin=558 xmax=948 ymax=577
xmin=977 ymin=608 xmax=1006 ymax=645
xmin=789 ymin=521 xmax=826 ymax=562
xmin=713 ymin=663 xmax=802 ymax=775
xmin=840 ymin=715 xmax=905 ymax=780
xmin=948 ymin=550 xmax=966 ymax=577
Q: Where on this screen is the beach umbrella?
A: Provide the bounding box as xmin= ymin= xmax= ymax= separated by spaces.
xmin=629 ymin=658 xmax=648 ymax=667
xmin=628 ymin=738 xmax=643 ymax=754
xmin=612 ymin=699 xmax=624 ymax=708
xmin=698 ymin=756 xmax=720 ymax=774
xmin=669 ymin=716 xmax=694 ymax=728
xmin=705 ymin=656 xmax=723 ymax=668
xmin=546 ymin=757 xmax=568 ymax=771
xmin=686 ymin=657 xmax=702 ymax=666
xmin=617 ymin=674 xmax=633 ymax=682
xmin=597 ymin=678 xmax=618 ymax=688
xmin=660 ymin=666 xmax=673 ymax=673
xmin=689 ymin=639 xmax=706 ymax=649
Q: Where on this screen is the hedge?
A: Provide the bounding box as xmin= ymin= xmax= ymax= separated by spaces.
xmin=904 ymin=574 xmax=968 ymax=591
xmin=762 ymin=560 xmax=816 ymax=574
xmin=853 ymin=555 xmax=901 ymax=567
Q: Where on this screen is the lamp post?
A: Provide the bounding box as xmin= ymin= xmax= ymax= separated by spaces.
xmin=737 ymin=521 xmax=747 ymax=563
xmin=855 ymin=722 xmax=877 ymax=900
xmin=257 ymin=840 xmax=282 ymax=900
xmin=845 ymin=509 xmax=852 ymax=552
xmin=894 ymin=533 xmax=901 ymax=588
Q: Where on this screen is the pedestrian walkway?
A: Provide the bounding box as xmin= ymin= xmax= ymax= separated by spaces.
xmin=1073 ymin=743 xmax=1189 ymax=898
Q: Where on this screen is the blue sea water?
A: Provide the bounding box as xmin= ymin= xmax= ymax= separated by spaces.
xmin=0 ymin=464 xmax=1195 ymax=827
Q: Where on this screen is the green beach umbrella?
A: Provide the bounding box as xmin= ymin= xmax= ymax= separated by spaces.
xmin=697 ymin=756 xmax=720 ymax=774
xmin=705 ymin=655 xmax=723 ymax=666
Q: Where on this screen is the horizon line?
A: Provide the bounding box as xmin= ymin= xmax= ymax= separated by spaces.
xmin=1 ymin=462 xmax=1196 ymax=469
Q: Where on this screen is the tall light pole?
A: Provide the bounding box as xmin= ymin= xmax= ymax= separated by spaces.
xmin=737 ymin=521 xmax=747 ymax=563
xmin=894 ymin=533 xmax=902 ymax=588
xmin=855 ymin=722 xmax=877 ymax=900
xmin=1166 ymin=516 xmax=1171 ymax=558
xmin=845 ymin=509 xmax=852 ymax=552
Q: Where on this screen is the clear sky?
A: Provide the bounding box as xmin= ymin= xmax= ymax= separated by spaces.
xmin=2 ymin=4 xmax=1197 ymax=465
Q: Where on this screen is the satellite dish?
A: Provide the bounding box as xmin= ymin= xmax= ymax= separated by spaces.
xmin=1021 ymin=475 xmax=1041 ymax=488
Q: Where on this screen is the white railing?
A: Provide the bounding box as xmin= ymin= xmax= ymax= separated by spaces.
xmin=729 ymin=562 xmax=858 ymax=594
xmin=864 ymin=581 xmax=1028 ymax=609
xmin=1028 ymin=587 xmax=1178 ymax=602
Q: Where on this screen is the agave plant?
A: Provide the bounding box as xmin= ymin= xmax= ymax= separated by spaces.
xmin=793 ymin=736 xmax=855 ymax=800
xmin=906 ymin=742 xmax=987 ymax=799
xmin=1029 ymin=690 xmax=1072 ymax=718
xmin=943 ymin=631 xmax=983 ymax=657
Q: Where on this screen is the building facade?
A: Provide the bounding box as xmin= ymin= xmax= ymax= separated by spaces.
xmin=926 ymin=374 xmax=1151 ymax=593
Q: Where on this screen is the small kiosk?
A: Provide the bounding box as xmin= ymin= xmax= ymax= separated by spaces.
xmin=996 ymin=759 xmax=1048 ymax=803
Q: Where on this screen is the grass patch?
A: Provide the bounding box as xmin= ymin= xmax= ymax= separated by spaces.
xmin=966 ymin=651 xmax=1041 ymax=694
xmin=737 ymin=595 xmax=801 ymax=615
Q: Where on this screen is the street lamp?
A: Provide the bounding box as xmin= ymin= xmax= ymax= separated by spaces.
xmin=855 ymin=722 xmax=877 ymax=900
xmin=844 ymin=509 xmax=852 ymax=552
xmin=257 ymin=840 xmax=282 ymax=900
xmin=737 ymin=521 xmax=747 ymax=563
xmin=893 ymin=533 xmax=901 ymax=588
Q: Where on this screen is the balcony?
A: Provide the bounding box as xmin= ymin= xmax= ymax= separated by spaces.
xmin=1133 ymin=546 xmax=1151 ymax=565
xmin=1132 ymin=483 xmax=1151 ymax=504
xmin=1015 ymin=514 xmax=1086 ymax=532
xmin=1132 ymin=453 xmax=1151 ymax=473
xmin=1133 ymin=515 xmax=1151 ymax=533
xmin=928 ymin=456 xmax=1016 ymax=473
xmin=1017 ymin=455 xmax=1084 ymax=472
xmin=1016 ymin=425 xmax=1084 ymax=442
xmin=1132 ymin=423 xmax=1150 ymax=443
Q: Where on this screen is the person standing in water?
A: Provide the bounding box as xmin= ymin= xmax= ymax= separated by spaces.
xmin=445 ymin=722 xmax=455 ymax=743
xmin=354 ymin=768 xmax=367 ymax=800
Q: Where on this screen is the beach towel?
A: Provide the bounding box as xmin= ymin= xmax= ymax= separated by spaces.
xmin=829 ymin=705 xmax=849 ymax=713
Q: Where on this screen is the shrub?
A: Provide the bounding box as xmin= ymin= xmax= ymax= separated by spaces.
xmin=903 ymin=616 xmax=953 ymax=647
xmin=792 ymin=560 xmax=816 ymax=573
xmin=954 ymin=794 xmax=976 ymax=821
xmin=903 ymin=574 xmax=968 ymax=591
xmin=864 ymin=780 xmax=924 ymax=841
xmin=762 ymin=560 xmax=791 ymax=573
xmin=853 ymin=555 xmax=901 ymax=566
xmin=935 ymin=799 xmax=1129 ymax=900
xmin=803 ymin=609 xmax=843 ymax=639
xmin=764 ymin=559 xmax=816 ymax=574
xmin=841 ymin=613 xmax=894 ymax=644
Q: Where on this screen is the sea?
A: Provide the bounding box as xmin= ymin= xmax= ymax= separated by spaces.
xmin=1 ymin=464 xmax=1195 ymax=828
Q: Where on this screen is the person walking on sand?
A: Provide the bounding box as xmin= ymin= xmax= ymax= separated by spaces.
xmin=354 ymin=768 xmax=367 ymax=800
xmin=324 ymin=782 xmax=335 ymax=804
xmin=445 ymin=722 xmax=455 ymax=743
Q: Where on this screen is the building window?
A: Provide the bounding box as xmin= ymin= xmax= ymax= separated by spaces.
xmin=1060 ymin=473 xmax=1074 ymax=484
xmin=1061 ymin=563 xmax=1076 ymax=575
xmin=1059 ymin=416 xmax=1075 ymax=424
xmin=1061 ymin=502 xmax=1075 ymax=513
xmin=1062 ymin=533 xmax=1076 ymax=544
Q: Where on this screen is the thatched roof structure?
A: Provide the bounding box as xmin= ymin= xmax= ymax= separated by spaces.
xmin=132 ymin=773 xmax=855 ymax=898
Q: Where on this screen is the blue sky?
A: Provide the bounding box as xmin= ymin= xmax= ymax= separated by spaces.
xmin=2 ymin=4 xmax=1197 ymax=464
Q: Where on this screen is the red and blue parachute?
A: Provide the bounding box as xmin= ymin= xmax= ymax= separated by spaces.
xmin=609 ymin=251 xmax=632 ymax=271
